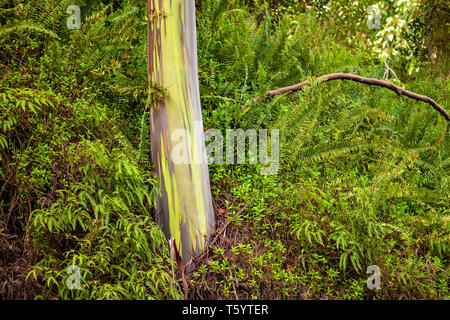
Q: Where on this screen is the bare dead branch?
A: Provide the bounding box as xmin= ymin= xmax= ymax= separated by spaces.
xmin=243 ymin=73 xmax=449 ymax=121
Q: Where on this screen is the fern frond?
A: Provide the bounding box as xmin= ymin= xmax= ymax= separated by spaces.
xmin=0 ymin=21 xmax=59 ymax=39
xmin=137 ymin=107 xmax=150 ymax=165
xmin=300 ymin=142 xmax=370 ymax=165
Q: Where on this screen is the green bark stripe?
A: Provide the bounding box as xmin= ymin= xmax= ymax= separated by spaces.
xmin=147 ymin=0 xmax=215 ymax=265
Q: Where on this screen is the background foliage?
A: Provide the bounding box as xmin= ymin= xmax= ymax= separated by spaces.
xmin=1 ymin=0 xmax=448 ymax=299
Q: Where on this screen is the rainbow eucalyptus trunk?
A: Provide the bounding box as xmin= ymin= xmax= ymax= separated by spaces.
xmin=146 ymin=0 xmax=215 ymax=266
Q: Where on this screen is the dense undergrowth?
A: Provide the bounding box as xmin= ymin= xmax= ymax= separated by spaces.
xmin=1 ymin=0 xmax=448 ymax=299
xmin=0 ymin=0 xmax=181 ymax=299
xmin=194 ymin=0 xmax=449 ymax=300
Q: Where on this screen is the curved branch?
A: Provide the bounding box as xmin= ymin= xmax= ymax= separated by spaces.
xmin=243 ymin=73 xmax=449 ymax=121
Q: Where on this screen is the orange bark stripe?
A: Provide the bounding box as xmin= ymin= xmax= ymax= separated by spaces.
xmin=180 ymin=37 xmax=185 ymax=65
xmin=163 ymin=130 xmax=169 ymax=157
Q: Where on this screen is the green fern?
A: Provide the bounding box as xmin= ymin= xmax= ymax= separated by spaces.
xmin=0 ymin=21 xmax=59 ymax=39
xmin=137 ymin=106 xmax=150 ymax=165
